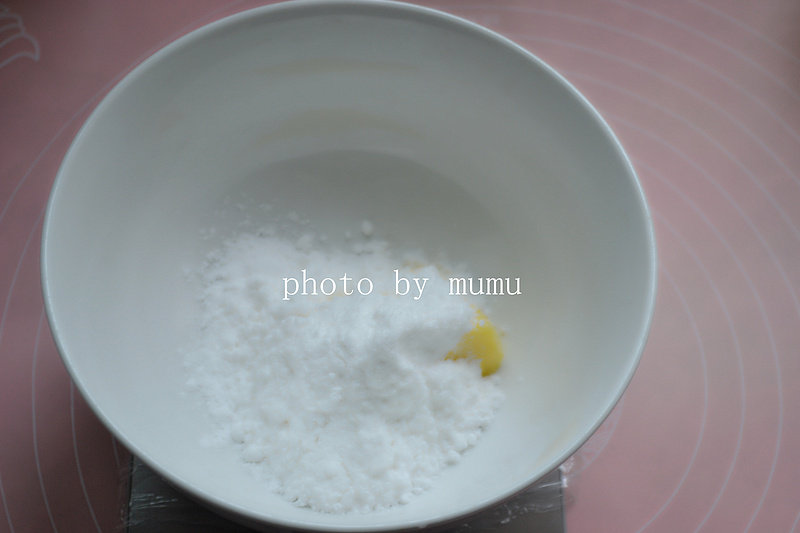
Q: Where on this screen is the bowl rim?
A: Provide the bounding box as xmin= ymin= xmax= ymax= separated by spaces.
xmin=41 ymin=0 xmax=658 ymax=531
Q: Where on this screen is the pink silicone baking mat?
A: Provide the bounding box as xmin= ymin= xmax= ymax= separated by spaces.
xmin=2 ymin=1 xmax=799 ymax=531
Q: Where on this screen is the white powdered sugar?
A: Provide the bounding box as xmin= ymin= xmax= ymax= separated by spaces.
xmin=185 ymin=227 xmax=503 ymax=513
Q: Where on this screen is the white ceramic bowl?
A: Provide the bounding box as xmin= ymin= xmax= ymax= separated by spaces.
xmin=42 ymin=1 xmax=656 ymax=531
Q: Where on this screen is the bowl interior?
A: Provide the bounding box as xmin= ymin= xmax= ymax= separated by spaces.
xmin=42 ymin=2 xmax=655 ymax=530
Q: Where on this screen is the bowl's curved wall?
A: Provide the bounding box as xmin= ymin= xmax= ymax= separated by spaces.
xmin=42 ymin=2 xmax=656 ymax=530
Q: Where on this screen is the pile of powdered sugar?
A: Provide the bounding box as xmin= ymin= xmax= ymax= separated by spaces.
xmin=184 ymin=226 xmax=503 ymax=513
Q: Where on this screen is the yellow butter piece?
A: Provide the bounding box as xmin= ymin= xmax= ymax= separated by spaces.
xmin=446 ymin=310 xmax=503 ymax=376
